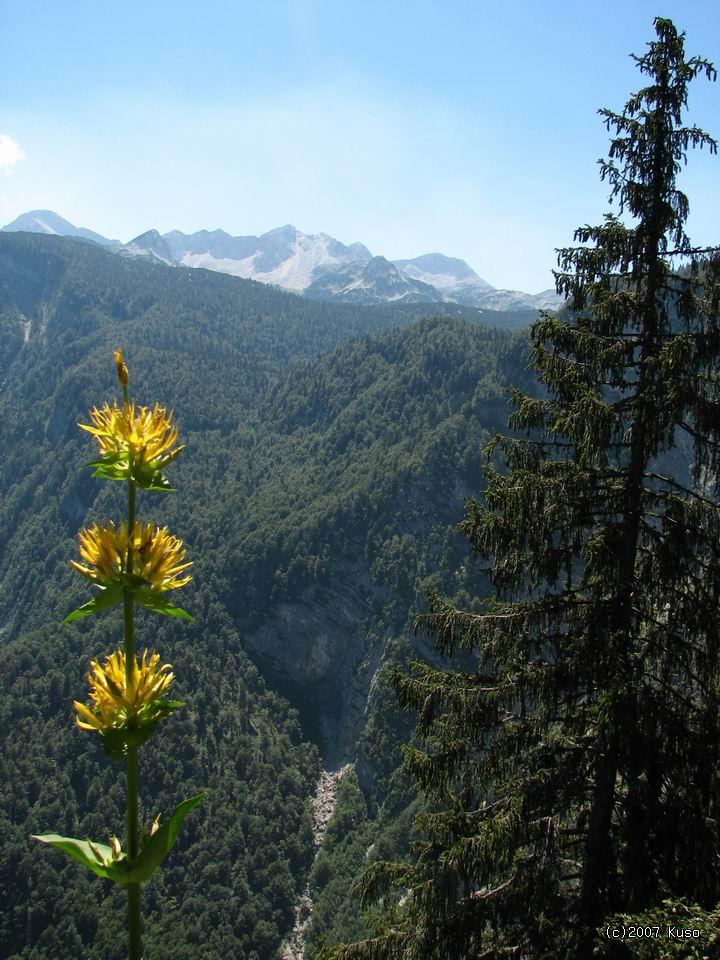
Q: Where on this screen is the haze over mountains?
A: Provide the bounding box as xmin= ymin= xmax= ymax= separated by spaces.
xmin=2 ymin=209 xmax=562 ymax=312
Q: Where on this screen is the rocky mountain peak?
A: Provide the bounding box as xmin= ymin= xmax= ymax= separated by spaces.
xmin=2 ymin=210 xmax=119 ymax=247
xmin=123 ymin=229 xmax=175 ymax=265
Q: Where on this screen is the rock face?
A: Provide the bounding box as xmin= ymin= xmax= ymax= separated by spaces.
xmin=395 ymin=253 xmax=561 ymax=310
xmin=306 ymin=255 xmax=445 ymax=304
xmin=238 ymin=560 xmax=390 ymax=767
xmin=163 ymin=227 xmax=259 ymax=261
xmin=471 ymin=286 xmax=562 ymax=311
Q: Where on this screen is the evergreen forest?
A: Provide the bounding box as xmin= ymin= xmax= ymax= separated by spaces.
xmin=1 ymin=16 xmax=719 ymax=960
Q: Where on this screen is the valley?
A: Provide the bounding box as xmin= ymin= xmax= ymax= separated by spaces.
xmin=0 ymin=231 xmax=533 ymax=959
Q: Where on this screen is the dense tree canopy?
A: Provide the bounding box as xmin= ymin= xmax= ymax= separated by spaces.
xmin=329 ymin=19 xmax=720 ymax=960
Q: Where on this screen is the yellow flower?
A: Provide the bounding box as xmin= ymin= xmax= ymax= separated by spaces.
xmin=74 ymin=648 xmax=174 ymax=732
xmin=79 ymin=400 xmax=184 ymax=470
xmin=70 ymin=520 xmax=192 ymax=591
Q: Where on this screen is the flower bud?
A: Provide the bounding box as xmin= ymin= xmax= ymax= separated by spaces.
xmin=114 ymin=349 xmax=129 ymax=386
xmin=89 ymin=840 xmax=105 ymax=863
xmin=110 ymin=836 xmax=122 ymax=861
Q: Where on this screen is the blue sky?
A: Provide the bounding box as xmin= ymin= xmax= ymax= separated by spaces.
xmin=1 ymin=0 xmax=718 ymax=292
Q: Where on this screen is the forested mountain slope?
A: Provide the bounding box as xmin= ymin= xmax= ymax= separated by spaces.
xmin=0 ymin=232 xmax=534 ymax=959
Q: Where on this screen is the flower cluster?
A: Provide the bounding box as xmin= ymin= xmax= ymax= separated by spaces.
xmin=74 ymin=648 xmax=175 ymax=733
xmin=79 ymin=400 xmax=184 ymax=474
xmin=70 ymin=520 xmax=192 ymax=591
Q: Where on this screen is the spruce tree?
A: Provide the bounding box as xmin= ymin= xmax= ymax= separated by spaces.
xmin=329 ymin=19 xmax=720 ymax=960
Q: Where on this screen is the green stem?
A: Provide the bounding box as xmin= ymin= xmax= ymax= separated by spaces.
xmin=127 ymin=746 xmax=141 ymax=960
xmin=125 ymin=473 xmax=142 ymax=960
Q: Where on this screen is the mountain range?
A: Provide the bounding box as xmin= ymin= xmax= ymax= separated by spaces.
xmin=2 ymin=209 xmax=562 ymax=312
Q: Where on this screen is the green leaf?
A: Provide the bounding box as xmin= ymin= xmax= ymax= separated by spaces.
xmin=31 ymin=834 xmax=128 ymax=882
xmin=87 ymin=451 xmax=128 ymax=467
xmin=153 ymin=699 xmax=186 ymax=713
xmin=124 ymin=573 xmax=149 ymax=590
xmin=125 ymin=793 xmax=206 ymax=883
xmin=98 ymin=701 xmax=185 ymax=761
xmin=62 ymin=583 xmax=124 ymax=623
xmin=134 ymin=589 xmax=193 ymax=621
xmin=87 ymin=451 xmax=130 ymax=481
xmin=99 ymin=723 xmax=159 ymax=761
xmin=32 ymin=794 xmax=204 ymax=885
xmin=86 ymin=452 xmax=176 ymax=489
xmin=90 ymin=463 xmax=128 ymax=481
xmin=141 ymin=478 xmax=175 ymax=493
xmin=135 ymin=468 xmax=175 ymax=492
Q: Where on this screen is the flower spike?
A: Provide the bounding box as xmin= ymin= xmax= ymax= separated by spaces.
xmin=41 ymin=349 xmax=204 ymax=953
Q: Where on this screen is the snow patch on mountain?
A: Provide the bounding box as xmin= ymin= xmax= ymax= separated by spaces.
xmin=178 ymin=227 xmax=372 ymax=292
xmin=34 ymin=216 xmax=60 ymax=235
xmin=395 ymin=252 xmax=494 ymax=298
xmin=179 ymin=252 xmax=257 ymax=278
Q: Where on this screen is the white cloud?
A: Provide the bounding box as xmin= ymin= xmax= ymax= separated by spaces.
xmin=0 ymin=134 xmax=26 ymax=172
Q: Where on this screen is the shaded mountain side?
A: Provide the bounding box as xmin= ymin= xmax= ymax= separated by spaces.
xmin=203 ymin=317 xmax=531 ymax=763
xmin=0 ymin=231 xmax=535 ymax=959
xmin=0 ymin=233 xmax=524 ymax=643
xmin=122 ymin=228 xmax=175 ymax=264
xmin=304 ymin=255 xmax=445 ymax=304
